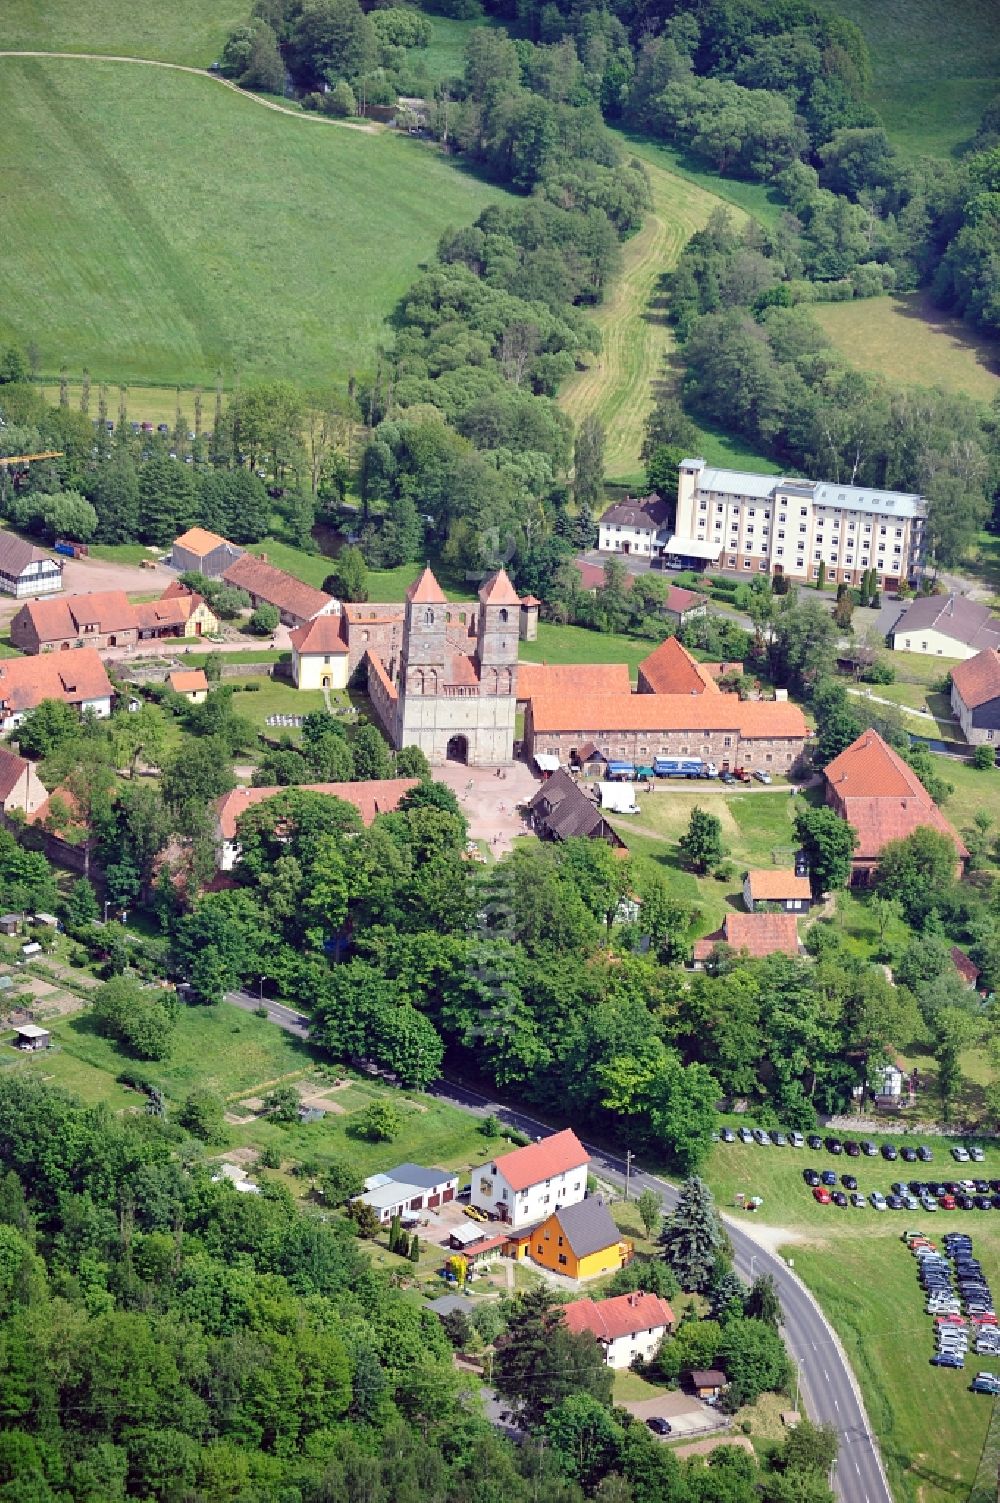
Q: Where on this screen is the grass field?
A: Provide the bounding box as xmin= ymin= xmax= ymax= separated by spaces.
xmin=814 ymin=295 xmax=999 ymax=404
xmin=705 ymin=1135 xmax=1000 ymax=1503
xmin=0 ymin=58 xmax=501 ymax=388
xmin=518 ymin=621 xmax=655 ymax=676
xmin=833 ymin=0 xmax=1000 ymax=158
xmin=2 ymin=0 xmax=245 ymax=66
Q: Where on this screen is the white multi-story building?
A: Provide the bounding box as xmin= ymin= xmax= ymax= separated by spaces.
xmin=667 ymin=459 xmax=926 ymax=588
xmin=471 ymin=1128 xmax=588 ymax=1230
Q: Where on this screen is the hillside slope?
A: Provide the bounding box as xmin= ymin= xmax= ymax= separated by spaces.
xmin=0 ymin=57 xmax=501 ymax=387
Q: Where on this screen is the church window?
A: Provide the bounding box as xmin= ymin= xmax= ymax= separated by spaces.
xmin=423 ymin=609 xmax=434 ymax=625
xmin=499 ymin=608 xmax=509 ymax=624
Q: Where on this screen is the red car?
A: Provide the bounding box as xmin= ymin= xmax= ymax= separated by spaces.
xmin=973 ymin=1314 xmax=999 ymax=1326
xmin=935 ymin=1315 xmax=967 ymax=1326
xmin=812 ymin=1186 xmax=832 ymax=1204
xmin=940 ymin=1195 xmax=957 ymax=1209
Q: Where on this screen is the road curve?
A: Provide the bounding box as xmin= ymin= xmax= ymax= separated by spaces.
xmin=222 ymin=992 xmax=892 ymax=1503
xmin=0 ymin=51 xmax=378 ymax=131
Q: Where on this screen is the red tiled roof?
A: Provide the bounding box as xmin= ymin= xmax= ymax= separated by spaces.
xmin=574 ymin=560 xmax=634 ymax=593
xmin=745 ymin=869 xmax=811 ymax=902
xmin=824 ymin=731 xmax=968 ymax=862
xmin=479 ymin=568 xmax=520 ymax=606
xmin=173 ymin=527 xmax=233 ymax=555
xmin=952 ymin=947 xmax=980 ymax=986
xmin=521 ymin=595 xmax=541 ymax=607
xmin=215 ymin=779 xmax=419 ymax=839
xmin=365 ymin=651 xmax=398 ymax=702
xmin=492 ymin=1128 xmax=588 ymax=1193
xmin=0 ymin=746 xmax=31 ymax=802
xmin=824 ymin=730 xmax=927 ymax=798
xmin=406 ymin=567 xmax=446 ymax=605
xmin=638 ymin=637 xmax=718 ymax=696
xmin=169 ymin=670 xmax=208 ymax=694
xmin=223 ymin=555 xmax=333 ymax=622
xmin=693 ymin=912 xmax=799 ymax=961
xmin=289 ymin=614 xmax=348 ymax=654
xmin=15 ymin=587 xmax=209 ymax=644
xmin=134 ymin=592 xmax=207 ymax=631
xmin=562 ymin=1291 xmax=675 ymax=1343
xmin=665 ymin=584 xmax=706 ymax=615
xmin=517 ymin=662 xmax=632 ymax=701
xmin=28 ymin=783 xmax=84 ymax=831
xmin=529 ymin=692 xmax=807 ymax=739
xmin=951 ymin=649 xmax=1000 ymax=711
xmin=0 ymin=649 xmax=112 ymax=715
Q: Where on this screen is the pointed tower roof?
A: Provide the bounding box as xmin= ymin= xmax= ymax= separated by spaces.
xmin=478 ymin=568 xmax=521 ymax=606
xmin=406 ymin=566 xmax=446 ymax=605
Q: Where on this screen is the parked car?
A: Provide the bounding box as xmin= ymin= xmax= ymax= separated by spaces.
xmin=721 ymin=1127 xmax=736 ymax=1143
xmin=941 ymin=1195 xmax=957 ymax=1210
xmin=831 ymin=1191 xmax=848 ymax=1207
xmin=821 ymin=1170 xmax=838 ymax=1186
xmin=842 ymin=1174 xmax=858 ymax=1190
xmin=738 ymin=1127 xmax=753 ymax=1143
xmin=804 ymin=1170 xmax=821 ymax=1187
xmin=753 ymin=769 xmax=772 ymax=783
xmin=753 ymin=1128 xmax=770 ymax=1146
xmin=770 ymin=1130 xmax=787 ymax=1146
xmin=844 ymin=1140 xmax=860 ymax=1157
xmin=825 ymin=1137 xmax=843 ymax=1155
xmin=807 ymin=1134 xmax=823 ymax=1150
xmin=882 ymin=1143 xmax=898 ymax=1160
xmin=930 ymin=1353 xmax=964 ymax=1368
xmin=813 ymin=1187 xmax=832 ymax=1204
xmin=861 ymin=1140 xmax=879 ymax=1157
xmin=870 ymin=1192 xmax=888 ymax=1211
xmin=719 ymin=771 xmax=736 ymax=785
xmin=952 ymin=1147 xmax=971 ymax=1163
xmin=918 ymin=1146 xmax=933 ymax=1162
xmin=789 ymin=1131 xmax=805 ymax=1148
xmin=887 ymin=1194 xmax=905 ymax=1210
xmin=971 ymin=1377 xmax=1000 ymax=1394
xmin=901 ymin=1146 xmax=918 ymax=1163
xmin=647 ymin=1417 xmax=673 ymax=1435
xmin=850 ymin=1193 xmax=866 ymax=1208
xmin=970 ymin=1147 xmax=986 ymax=1163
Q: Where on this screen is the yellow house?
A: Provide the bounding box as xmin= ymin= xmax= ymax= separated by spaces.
xmin=289 ymin=613 xmax=349 ymax=691
xmin=180 ymin=596 xmax=219 ymax=638
xmin=168 ymin=668 xmax=209 ymax=704
xmin=529 ymin=1198 xmax=632 ymax=1281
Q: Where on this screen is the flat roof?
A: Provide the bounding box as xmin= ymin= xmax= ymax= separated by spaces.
xmin=14 ymin=1024 xmax=49 ymax=1038
xmin=664 ymin=535 xmax=723 ymax=560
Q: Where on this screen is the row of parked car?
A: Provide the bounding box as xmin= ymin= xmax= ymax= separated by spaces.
xmin=723 ymin=1126 xmax=989 ymax=1165
xmin=807 ymin=1168 xmax=1000 ymax=1212
xmin=908 ymin=1230 xmax=1000 ymax=1389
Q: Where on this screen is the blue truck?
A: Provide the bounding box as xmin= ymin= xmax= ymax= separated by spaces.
xmin=653 ymin=756 xmax=717 ymax=779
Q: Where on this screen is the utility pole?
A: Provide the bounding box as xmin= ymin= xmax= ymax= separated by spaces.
xmin=793 ymin=1357 xmax=803 ymax=1414
xmin=624 ymin=1149 xmax=634 ymax=1201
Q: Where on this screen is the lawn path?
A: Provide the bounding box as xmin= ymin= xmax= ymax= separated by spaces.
xmin=558 ymin=156 xmax=748 ymax=480
xmin=0 ymin=51 xmax=378 ymax=131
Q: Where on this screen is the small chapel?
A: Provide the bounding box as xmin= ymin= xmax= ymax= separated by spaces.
xmin=362 ymin=566 xmax=520 ymax=766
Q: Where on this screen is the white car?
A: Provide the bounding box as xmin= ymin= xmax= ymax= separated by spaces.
xmin=789 ymin=1131 xmax=805 ymax=1148
xmin=753 ymin=769 xmax=772 ymax=784
xmin=952 ymin=1147 xmax=971 ymax=1162
xmin=870 ymin=1192 xmax=887 ymax=1211
xmin=970 ymin=1147 xmax=986 ymax=1163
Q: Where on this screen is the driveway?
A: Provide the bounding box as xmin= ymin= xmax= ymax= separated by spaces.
xmin=433 ymin=759 xmax=540 ymax=855
xmin=623 ymin=1393 xmax=728 ymax=1439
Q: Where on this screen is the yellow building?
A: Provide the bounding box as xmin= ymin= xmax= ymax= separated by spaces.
xmin=289 ymin=613 xmax=350 ymax=691
xmin=168 ymin=669 xmax=209 ymax=704
xmin=529 ymin=1198 xmax=632 ymax=1281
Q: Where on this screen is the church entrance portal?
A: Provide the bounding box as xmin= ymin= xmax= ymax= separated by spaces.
xmin=446 ymin=735 xmax=469 ymax=764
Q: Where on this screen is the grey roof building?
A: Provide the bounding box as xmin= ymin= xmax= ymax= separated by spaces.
xmin=891 ymin=594 xmax=1000 ymax=658
xmin=555 ymin=1197 xmax=622 ymax=1259
xmin=527 ymin=769 xmax=627 ymax=848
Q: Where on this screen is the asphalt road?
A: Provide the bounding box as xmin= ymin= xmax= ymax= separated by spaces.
xmin=222 ymin=990 xmax=893 ymax=1503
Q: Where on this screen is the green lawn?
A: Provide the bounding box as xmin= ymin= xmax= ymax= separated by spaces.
xmin=890 ymin=650 xmax=962 ymax=687
xmin=519 ymin=621 xmax=655 ymax=676
xmin=833 ymin=0 xmax=1000 ymax=158
xmin=2 ymin=0 xmax=245 ymax=65
xmin=622 ymin=133 xmax=787 ymax=232
xmin=228 ymin=677 xmax=331 ymax=733
xmin=0 ymin=59 xmax=503 ymax=388
xmin=704 ymin=1136 xmax=1000 ymax=1503
xmin=813 ymin=295 xmax=999 ymax=406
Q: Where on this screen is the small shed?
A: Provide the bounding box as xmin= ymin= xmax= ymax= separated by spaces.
xmin=449 ymin=1221 xmax=492 ymax=1250
xmin=598 ymin=781 xmax=639 ymax=814
xmin=688 ymin=1369 xmax=727 ymax=1401
xmin=0 ymin=914 xmax=19 ymax=936
xmin=20 ymin=942 xmax=41 ymax=958
xmin=428 ymin=1293 xmax=476 ymax=1320
xmin=31 ymin=913 xmax=59 ymax=929
xmin=13 ymin=1023 xmax=50 ymax=1052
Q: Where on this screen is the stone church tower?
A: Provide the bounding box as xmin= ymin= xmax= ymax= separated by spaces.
xmin=378 ymin=566 xmax=519 ymax=766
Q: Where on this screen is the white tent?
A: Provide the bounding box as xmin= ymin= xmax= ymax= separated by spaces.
xmin=598 ymin=781 xmax=639 ymax=814
xmin=534 ymin=753 xmax=560 ymax=772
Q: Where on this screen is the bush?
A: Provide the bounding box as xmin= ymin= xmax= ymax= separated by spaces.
xmin=713 ymin=861 xmax=736 ymax=882
xmin=258 ymin=1145 xmax=282 ymax=1169
xmin=116 ymin=1067 xmax=158 ymax=1095
xmin=249 ymin=604 xmax=279 ymax=635
xmin=972 ymin=745 xmax=996 ymax=770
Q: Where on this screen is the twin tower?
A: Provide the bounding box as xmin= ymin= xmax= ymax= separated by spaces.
xmin=375 ymin=566 xmax=521 ymax=766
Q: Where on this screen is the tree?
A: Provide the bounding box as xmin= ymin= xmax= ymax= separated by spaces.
xmin=874 ymin=826 xmax=959 ymax=925
xmin=64 ymin=877 xmax=99 ymax=930
xmin=678 ymin=806 xmax=724 ymax=874
xmin=745 ymin=1273 xmax=781 ymax=1328
xmin=637 ymin=1188 xmax=662 ymax=1239
xmin=39 ymin=490 xmax=97 ymax=542
xmin=352 ymin=723 xmax=394 ymax=780
xmin=348 ymin=1199 xmax=381 ymax=1237
xmin=262 ymin=1084 xmax=301 ymax=1122
xmin=318 ymin=1155 xmax=363 ymax=1206
xmin=794 ymin=807 xmax=858 ymax=896
xmin=356 ymin=1100 xmax=399 ymax=1141
xmin=177 ymin=1089 xmax=226 ymax=1143
xmin=441 ymin=1308 xmax=472 ymax=1349
xmin=544 ymin=1392 xmax=625 ymax=1491
xmin=409 ymin=1233 xmax=420 ymax=1262
xmin=328 ymin=80 xmax=357 ymax=117
xmin=248 ymin=604 xmax=279 ymax=635
xmin=574 ymin=413 xmax=605 ymax=514
xmin=718 ymin=1317 xmax=792 ymax=1411
xmin=972 ymin=744 xmax=996 ymax=771
xmin=710 ymin=1269 xmax=746 ymax=1321
xmin=494 ymin=1286 xmax=612 ymax=1428
xmin=661 ymin=1177 xmax=723 ymax=1292
xmin=91 ymin=975 xmax=177 ymax=1061
xmin=330 ymin=545 xmax=369 ymax=602
xmin=14 ymin=699 xmax=80 ymax=759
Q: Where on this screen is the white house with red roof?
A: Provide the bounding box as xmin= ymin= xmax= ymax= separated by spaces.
xmin=289 ymin=613 xmax=350 ymax=691
xmin=561 ymin=1291 xmax=675 ymax=1367
xmin=471 ymin=1127 xmax=588 ymax=1230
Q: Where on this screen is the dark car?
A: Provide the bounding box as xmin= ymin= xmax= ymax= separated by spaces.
xmin=901 ymin=1146 xmax=918 ymax=1163
xmin=976 ymin=1197 xmax=993 ymax=1211
xmin=825 ymin=1137 xmax=843 ymax=1155
xmin=647 ymin=1417 xmax=673 ymax=1435
xmin=882 ymin=1143 xmax=898 ymax=1161
xmin=804 ymin=1170 xmax=821 ymax=1187
xmin=832 ymin=1191 xmax=848 ymax=1207
xmin=974 ymin=1180 xmax=990 ymax=1194
xmin=918 ymin=1146 xmax=933 ymax=1162
xmin=844 ymin=1140 xmax=861 ymax=1157
xmin=931 ymin=1354 xmax=965 ymax=1368
xmin=945 ymin=1182 xmax=961 ymax=1195
xmin=806 ymin=1134 xmax=822 ymax=1150
xmin=957 ymin=1194 xmax=975 ymax=1210
xmin=720 ymin=771 xmax=736 ymax=785
xmin=887 ymin=1194 xmax=905 ymax=1210
xmin=842 ymin=1174 xmax=858 ymax=1190
xmin=861 ymin=1140 xmax=878 ymax=1156
xmin=821 ymin=1170 xmax=838 ymax=1186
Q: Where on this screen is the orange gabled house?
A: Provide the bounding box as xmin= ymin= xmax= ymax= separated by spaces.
xmin=527 ymin=1197 xmax=632 ymax=1280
